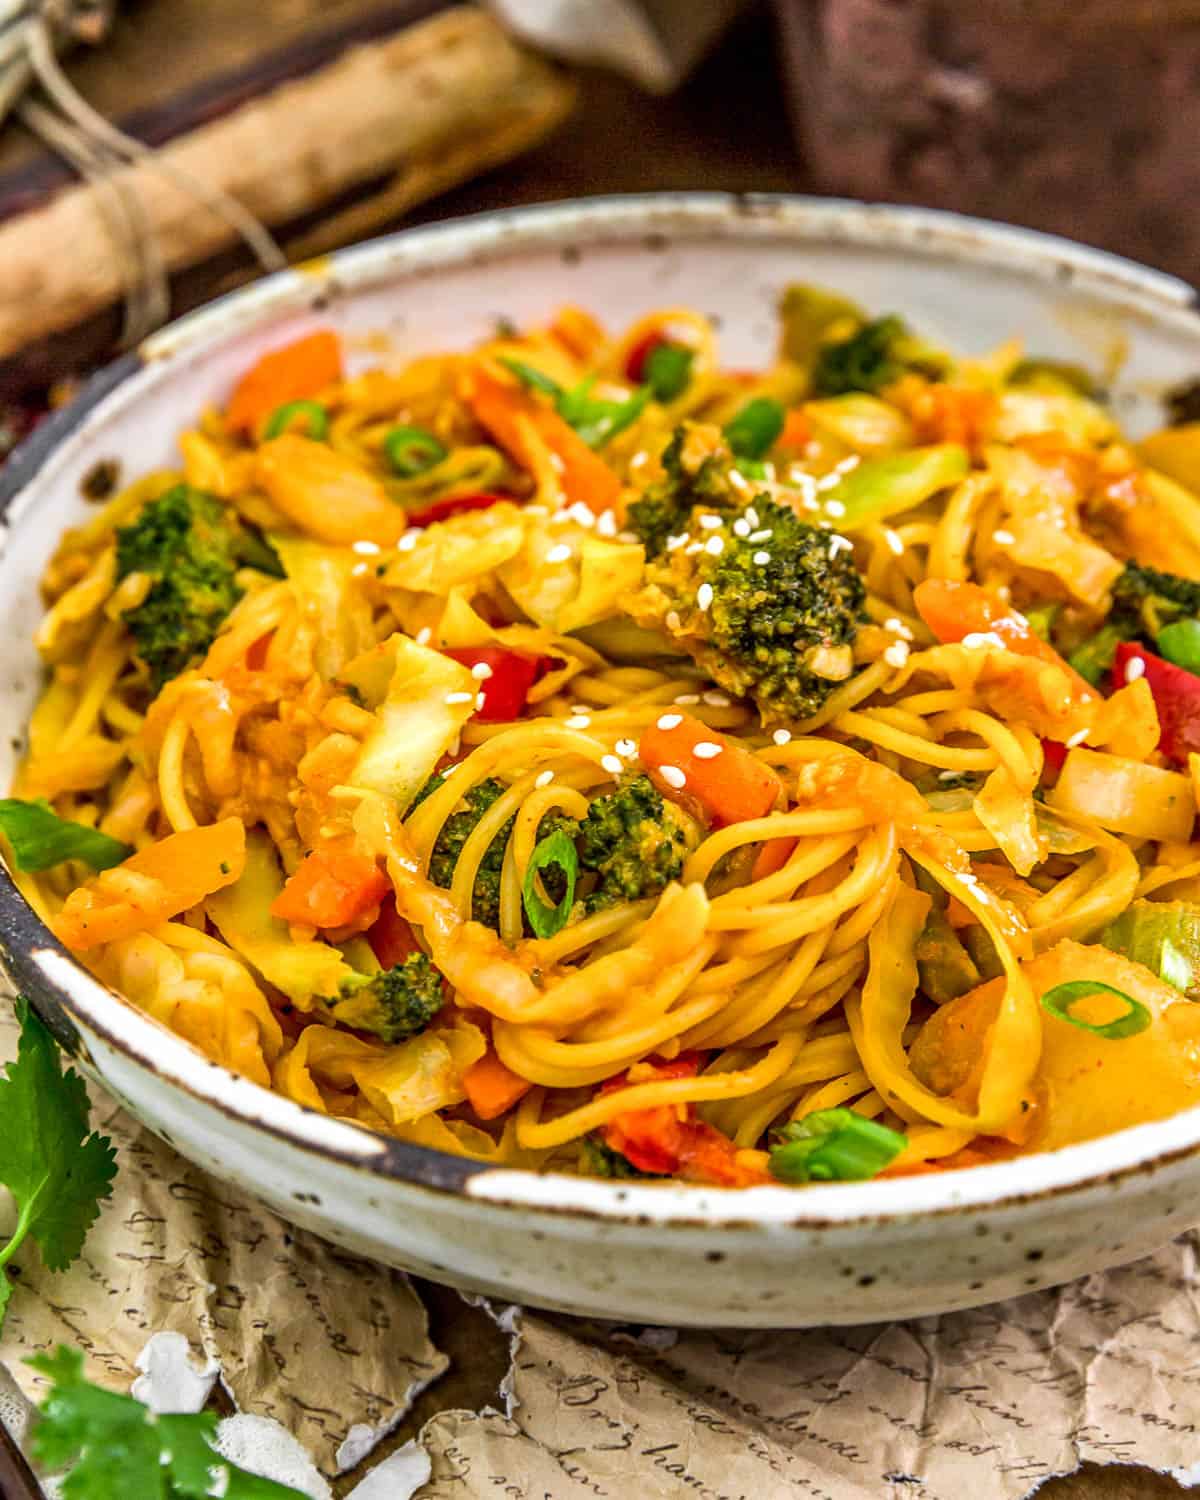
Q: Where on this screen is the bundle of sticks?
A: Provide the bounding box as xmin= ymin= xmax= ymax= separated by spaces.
xmin=0 ymin=2 xmax=574 ymax=391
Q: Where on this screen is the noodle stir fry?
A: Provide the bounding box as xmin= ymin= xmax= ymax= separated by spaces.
xmin=15 ymin=292 xmax=1200 ymax=1186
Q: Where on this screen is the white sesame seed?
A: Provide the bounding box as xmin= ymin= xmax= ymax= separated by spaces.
xmin=748 ymin=529 xmax=772 ymax=543
xmin=616 ymin=737 xmax=637 ymax=757
xmin=674 ymin=693 xmax=701 ymax=705
xmin=535 ymin=769 xmax=555 ymax=788
xmin=962 ymin=631 xmax=1007 ymax=650
xmin=992 ymin=529 xmax=1015 ymax=546
xmin=705 ymin=535 xmax=725 ymax=556
xmin=352 ymin=539 xmax=381 ymax=555
xmin=825 ymin=499 xmax=847 ymax=518
xmin=703 ymin=689 xmax=731 ymax=706
xmin=693 ymin=741 xmax=723 ymax=759
xmin=746 ymin=507 xmax=760 ymax=527
xmin=801 ymin=495 xmax=821 ymax=513
xmin=471 ymin=662 xmax=494 ymax=680
xmin=938 ymin=769 xmax=963 ymax=781
xmin=884 ymin=529 xmax=905 ymax=556
xmin=565 ymin=714 xmax=591 ymax=729
xmin=728 ymin=470 xmax=752 ymax=496
xmin=545 ymin=542 xmax=573 ymax=564
xmin=1124 ymin=656 xmax=1146 ymax=682
xmin=595 ymin=509 xmax=617 ymax=537
xmin=753 ymin=551 xmax=771 ymax=566
xmin=828 ymin=536 xmax=853 ymax=558
xmin=444 ymin=691 xmax=474 ymax=705
xmin=666 ymin=533 xmax=688 ymax=552
xmin=351 ymin=562 xmax=369 ymax=577
xmin=656 ymin=713 xmax=683 ymax=731
xmin=698 ymin=513 xmax=723 ymax=531
xmin=566 ymin=501 xmax=596 ymax=528
xmin=732 ymin=517 xmax=751 ymax=537
xmin=416 ymin=626 xmax=432 ymax=646
xmin=772 ymin=728 xmax=792 ymax=746
xmin=601 ymin=753 xmax=623 ymax=775
xmin=884 ymin=617 xmax=914 ymax=641
xmin=659 ymin=764 xmax=687 ymax=790
xmin=697 ymin=583 xmax=714 ymax=611
xmin=1066 ymin=728 xmax=1089 ymax=747
xmin=398 ymin=529 xmax=422 ymax=551
xmin=685 ymin=541 xmax=704 ymax=556
xmin=474 ymin=693 xmax=486 ymax=711
xmin=883 ymin=640 xmax=910 ymax=669
xmin=665 ymin=609 xmax=681 ymax=631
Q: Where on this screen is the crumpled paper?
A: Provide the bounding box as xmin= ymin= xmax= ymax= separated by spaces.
xmin=4 ymin=997 xmax=1200 ymax=1497
xmin=0 ymin=1002 xmax=447 ymax=1477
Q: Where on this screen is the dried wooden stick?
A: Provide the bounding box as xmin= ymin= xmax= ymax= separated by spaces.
xmin=0 ymin=6 xmax=574 ymax=361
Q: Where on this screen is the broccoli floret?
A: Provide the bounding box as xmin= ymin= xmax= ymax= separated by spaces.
xmin=1111 ymin=562 xmax=1200 ymax=638
xmin=115 ymin=484 xmax=281 ymax=689
xmin=422 ymin=775 xmax=511 ymax=930
xmin=332 ymin=952 xmax=443 ymax=1043
xmin=812 ymin=315 xmax=908 ymax=396
xmin=626 ymin=435 xmax=867 ymax=723
xmin=574 ymin=774 xmax=689 ymax=912
xmin=625 ymin=424 xmax=738 ymax=557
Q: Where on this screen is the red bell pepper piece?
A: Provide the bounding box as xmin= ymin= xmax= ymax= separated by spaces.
xmin=624 ymin=330 xmax=667 ymax=383
xmin=1040 ymin=738 xmax=1068 ymax=782
xmin=599 ymin=1054 xmax=769 ymax=1185
xmin=406 ymin=491 xmax=508 ymax=529
xmin=367 ymin=896 xmax=420 ymax=969
xmin=443 ymin=646 xmax=549 ymax=722
xmin=1113 ymin=642 xmax=1200 ymax=765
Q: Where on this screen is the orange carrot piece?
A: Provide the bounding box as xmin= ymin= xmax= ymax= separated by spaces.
xmin=778 ymin=407 xmax=811 ymax=450
xmin=271 ymin=841 xmax=390 ymax=930
xmin=912 ymin=578 xmax=1096 ymax=702
xmin=463 ymin=1048 xmax=532 ymax=1120
xmin=53 ymin=819 xmax=246 ymax=950
xmin=751 ymin=836 xmax=797 ymax=883
xmin=226 ymin=330 xmax=342 ymax=436
xmin=639 ymin=711 xmax=783 ymax=827
xmin=461 ymin=362 xmax=622 ymax=515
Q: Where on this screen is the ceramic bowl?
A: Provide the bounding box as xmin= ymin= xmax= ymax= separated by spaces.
xmin=5 ymin=195 xmax=1200 ymax=1329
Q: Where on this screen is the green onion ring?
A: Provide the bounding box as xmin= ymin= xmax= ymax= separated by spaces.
xmin=1039 ymin=980 xmax=1151 ymax=1040
xmin=384 ymin=425 xmax=448 ymax=477
xmin=263 ymin=399 xmax=329 ymax=441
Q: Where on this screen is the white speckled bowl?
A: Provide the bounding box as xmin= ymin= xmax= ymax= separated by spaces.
xmin=4 ymin=195 xmax=1200 ymax=1328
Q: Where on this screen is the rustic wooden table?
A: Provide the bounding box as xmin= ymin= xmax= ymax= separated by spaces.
xmin=12 ymin=4 xmax=1194 ymax=1495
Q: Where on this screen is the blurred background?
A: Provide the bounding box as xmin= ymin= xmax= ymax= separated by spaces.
xmin=3 ymin=0 xmax=1198 ymax=426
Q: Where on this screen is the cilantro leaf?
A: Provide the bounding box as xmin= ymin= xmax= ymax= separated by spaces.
xmin=0 ymin=999 xmax=117 ymax=1323
xmin=498 ymin=356 xmax=652 ymax=448
xmin=28 ymin=1346 xmax=307 ymax=1499
xmin=0 ymin=798 xmax=131 ymax=872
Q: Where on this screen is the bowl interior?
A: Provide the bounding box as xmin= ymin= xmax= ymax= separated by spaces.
xmin=6 ymin=194 xmax=1200 ymax=1218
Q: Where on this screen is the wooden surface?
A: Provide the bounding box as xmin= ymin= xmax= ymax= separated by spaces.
xmin=21 ymin=4 xmax=1192 ymax=1496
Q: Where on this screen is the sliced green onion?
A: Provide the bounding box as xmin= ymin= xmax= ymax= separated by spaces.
xmin=768 ymin=1107 xmax=906 ymax=1184
xmin=645 ymin=343 xmax=694 ymax=402
xmin=0 ymin=798 xmax=131 ymax=873
xmin=497 ymin=356 xmax=562 ymax=397
xmin=522 ymin=828 xmax=578 ymax=939
xmin=263 ymin=399 xmax=329 ymax=441
xmin=723 ymin=397 xmax=785 ymax=461
xmin=384 ymin=425 xmax=448 ymax=478
xmin=1157 ymin=618 xmax=1200 ymax=675
xmin=1039 ymin=980 xmax=1152 ymax=1040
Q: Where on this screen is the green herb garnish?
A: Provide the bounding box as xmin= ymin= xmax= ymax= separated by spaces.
xmin=769 ymin=1107 xmax=906 ymax=1183
xmin=0 ymin=799 xmax=130 ymax=873
xmin=384 ymin=424 xmax=448 ymax=477
xmin=262 ymin=399 xmax=328 ymax=441
xmin=522 ymin=827 xmax=578 ymax=939
xmin=1039 ymin=980 xmax=1152 ymax=1039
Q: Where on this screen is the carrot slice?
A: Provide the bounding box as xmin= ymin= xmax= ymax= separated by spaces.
xmin=463 ymin=1048 xmax=532 ymax=1120
xmin=53 ymin=819 xmax=245 ymax=950
xmin=751 ymin=836 xmax=797 ymax=882
xmin=226 ymin=330 xmax=342 ymax=436
xmin=271 ymin=841 xmax=390 ymax=930
xmin=639 ymin=711 xmax=783 ymax=827
xmin=913 ymin=578 xmax=1096 ymax=702
xmin=460 ymin=361 xmax=622 ymax=515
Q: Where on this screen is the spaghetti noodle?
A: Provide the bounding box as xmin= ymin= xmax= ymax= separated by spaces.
xmin=15 ymin=292 xmax=1200 ymax=1187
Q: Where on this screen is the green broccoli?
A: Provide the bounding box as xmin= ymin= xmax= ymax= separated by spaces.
xmin=420 ymin=774 xmax=511 ymax=930
xmin=573 ymin=773 xmax=689 ymax=912
xmin=115 ymin=484 xmax=281 ymax=689
xmin=812 ymin=315 xmax=909 ymax=396
xmin=625 ymin=424 xmax=738 ymax=557
xmin=332 ymin=952 xmax=443 ymax=1042
xmin=626 ymin=428 xmax=867 ymax=723
xmin=577 ymin=1134 xmax=662 ymax=1179
xmin=1065 ymin=562 xmax=1200 ymax=685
